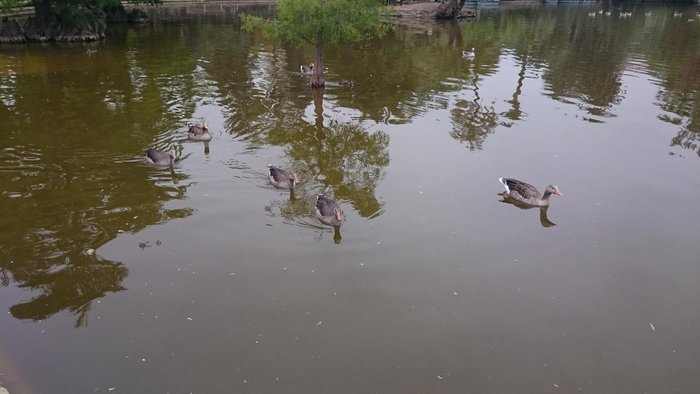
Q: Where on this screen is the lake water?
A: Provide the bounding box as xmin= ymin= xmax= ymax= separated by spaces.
xmin=1 ymin=2 xmax=699 ymax=392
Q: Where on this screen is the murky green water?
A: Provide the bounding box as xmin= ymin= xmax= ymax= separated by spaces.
xmin=1 ymin=3 xmax=699 ymax=392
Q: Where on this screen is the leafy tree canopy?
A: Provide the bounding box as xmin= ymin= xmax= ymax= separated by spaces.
xmin=241 ymin=0 xmax=388 ymax=87
xmin=243 ymin=0 xmax=386 ymax=46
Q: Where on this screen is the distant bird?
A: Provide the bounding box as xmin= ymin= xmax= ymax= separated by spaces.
xmin=267 ymin=165 xmax=298 ymax=190
xmin=187 ymin=121 xmax=211 ymax=141
xmin=146 ymin=148 xmax=176 ymax=166
xmin=673 ymin=12 xmax=682 ymax=18
xmin=462 ymin=48 xmax=475 ymax=59
xmin=588 ymin=12 xmax=596 ymax=17
xmin=340 ymin=80 xmax=355 ymax=87
xmin=605 ymin=11 xmax=611 ymax=16
xmin=316 ymin=194 xmax=344 ymax=227
xmin=498 ymin=177 xmax=562 ymax=207
xmin=300 ymin=63 xmax=314 ymax=75
xmin=645 ymin=11 xmax=651 ymax=17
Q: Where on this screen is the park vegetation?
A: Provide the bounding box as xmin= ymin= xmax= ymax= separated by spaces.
xmin=240 ymin=0 xmax=388 ymax=88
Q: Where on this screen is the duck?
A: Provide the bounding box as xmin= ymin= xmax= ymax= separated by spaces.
xmin=462 ymin=48 xmax=475 ymax=59
xmin=316 ymin=194 xmax=344 ymax=227
xmin=146 ymin=148 xmax=176 ymax=166
xmin=498 ymin=177 xmax=562 ymax=207
xmin=340 ymin=79 xmax=354 ymax=87
xmin=187 ymin=121 xmax=211 ymax=141
xmin=300 ymin=63 xmax=314 ymax=75
xmin=267 ymin=165 xmax=299 ymax=190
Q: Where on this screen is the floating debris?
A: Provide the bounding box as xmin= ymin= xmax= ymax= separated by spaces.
xmin=649 ymin=322 xmax=656 ymax=332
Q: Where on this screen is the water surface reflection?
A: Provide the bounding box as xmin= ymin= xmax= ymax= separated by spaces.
xmin=1 ymin=4 xmax=700 ymax=393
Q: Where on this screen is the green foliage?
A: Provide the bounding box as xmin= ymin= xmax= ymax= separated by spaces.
xmin=241 ymin=0 xmax=387 ymax=47
xmin=0 ymin=0 xmax=24 ymax=13
xmin=0 ymin=0 xmax=161 ymax=27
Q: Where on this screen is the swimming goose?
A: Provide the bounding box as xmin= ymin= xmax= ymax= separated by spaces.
xmin=316 ymin=194 xmax=344 ymax=227
xmin=268 ymin=165 xmax=298 ymax=190
xmin=300 ymin=63 xmax=314 ymax=75
xmin=498 ymin=177 xmax=562 ymax=207
xmin=462 ymin=48 xmax=475 ymax=59
xmin=187 ymin=122 xmax=211 ymax=141
xmin=146 ymin=148 xmax=176 ymax=166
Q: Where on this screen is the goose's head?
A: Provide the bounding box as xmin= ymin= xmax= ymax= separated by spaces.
xmin=545 ymin=185 xmax=562 ymax=197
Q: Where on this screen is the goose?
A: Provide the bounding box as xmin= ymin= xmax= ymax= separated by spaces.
xmin=498 ymin=177 xmax=562 ymax=207
xmin=268 ymin=165 xmax=299 ymax=190
xmin=316 ymin=194 xmax=344 ymax=227
xmin=146 ymin=148 xmax=176 ymax=166
xmin=187 ymin=121 xmax=211 ymax=141
xmin=300 ymin=63 xmax=314 ymax=75
xmin=462 ymin=48 xmax=475 ymax=59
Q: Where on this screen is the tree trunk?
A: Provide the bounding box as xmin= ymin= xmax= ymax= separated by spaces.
xmin=310 ymin=30 xmax=325 ymax=88
xmin=435 ymin=0 xmax=466 ymax=19
xmin=26 ymin=0 xmax=55 ymax=41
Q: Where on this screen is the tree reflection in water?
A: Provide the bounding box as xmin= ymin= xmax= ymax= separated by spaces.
xmin=0 ymin=148 xmax=193 ymax=326
xmin=264 ymin=89 xmax=390 ymax=241
xmin=9 ymin=256 xmax=128 ymax=327
xmin=450 ymin=83 xmax=500 ymax=151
